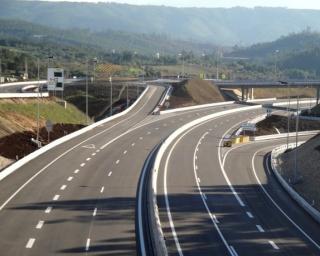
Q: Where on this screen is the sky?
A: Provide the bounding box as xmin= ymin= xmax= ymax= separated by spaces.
xmin=43 ymin=0 xmax=320 ymax=10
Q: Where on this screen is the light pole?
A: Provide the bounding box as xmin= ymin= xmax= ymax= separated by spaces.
xmin=294 ymin=94 xmax=300 ymax=183
xmin=178 ymin=53 xmax=184 ymax=78
xmin=85 ymin=59 xmax=89 ymax=124
xmin=274 ymin=50 xmax=279 ymax=80
xmin=279 ymin=81 xmax=290 ymax=149
xmin=36 ymin=58 xmax=41 ymax=147
xmin=0 ymin=57 xmax=2 ymax=84
xmin=109 ymin=76 xmax=113 ymax=116
xmin=126 ymin=83 xmax=129 ymax=108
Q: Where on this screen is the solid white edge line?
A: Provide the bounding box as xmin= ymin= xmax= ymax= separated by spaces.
xmin=137 ymin=146 xmax=159 ymax=256
xmin=26 ymin=238 xmax=36 ymax=248
xmin=230 ymin=246 xmax=239 ymax=256
xmin=252 ymin=149 xmax=320 ymax=250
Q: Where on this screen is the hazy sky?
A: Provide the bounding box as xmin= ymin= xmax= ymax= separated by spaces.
xmin=44 ymin=0 xmax=320 ymax=9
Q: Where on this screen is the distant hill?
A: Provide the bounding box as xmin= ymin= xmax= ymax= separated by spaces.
xmin=0 ymin=19 xmax=216 ymax=56
xmin=2 ymin=2 xmax=320 ymax=45
xmin=229 ymin=31 xmax=320 ymax=77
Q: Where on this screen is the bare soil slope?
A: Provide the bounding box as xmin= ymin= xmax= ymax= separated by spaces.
xmin=169 ymin=79 xmax=224 ymax=108
xmin=279 ymin=134 xmax=320 ymax=211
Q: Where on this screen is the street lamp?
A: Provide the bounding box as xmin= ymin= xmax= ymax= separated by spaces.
xmin=109 ymin=75 xmax=113 ymax=116
xmin=85 ymin=59 xmax=89 ymax=124
xmin=279 ymin=81 xmax=290 ymax=149
xmin=178 ymin=53 xmax=185 ymax=78
xmin=294 ymin=94 xmax=300 ymax=183
xmin=36 ymin=58 xmax=41 ymax=147
xmin=274 ymin=50 xmax=279 ymax=80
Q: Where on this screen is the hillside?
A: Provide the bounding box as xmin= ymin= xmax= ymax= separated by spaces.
xmin=2 ymin=2 xmax=320 ymax=45
xmin=169 ymin=79 xmax=224 ymax=108
xmin=0 ymin=98 xmax=87 ymax=168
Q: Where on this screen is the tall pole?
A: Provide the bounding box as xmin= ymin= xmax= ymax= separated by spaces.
xmin=0 ymin=57 xmax=2 ymax=84
xmin=109 ymin=76 xmax=113 ymax=116
xmin=286 ymin=83 xmax=291 ymax=149
xmin=126 ymin=83 xmax=129 ymax=108
xmin=36 ymin=58 xmax=40 ymax=147
xmin=85 ymin=59 xmax=89 ymax=124
xmin=294 ymin=94 xmax=300 ymax=182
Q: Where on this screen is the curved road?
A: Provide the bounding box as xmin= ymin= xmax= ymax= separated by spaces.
xmin=156 ymin=107 xmax=320 ymax=255
xmin=0 ymin=85 xmax=248 ymax=255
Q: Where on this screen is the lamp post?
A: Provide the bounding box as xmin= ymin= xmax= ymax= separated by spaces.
xmin=85 ymin=59 xmax=89 ymax=124
xmin=294 ymin=94 xmax=300 ymax=183
xmin=109 ymin=76 xmax=113 ymax=116
xmin=274 ymin=49 xmax=279 ymax=80
xmin=0 ymin=57 xmax=2 ymax=84
xmin=279 ymin=81 xmax=290 ymax=149
xmin=36 ymin=58 xmax=41 ymax=147
xmin=126 ymin=83 xmax=129 ymax=108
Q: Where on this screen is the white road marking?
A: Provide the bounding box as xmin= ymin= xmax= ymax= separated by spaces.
xmin=197 ymin=177 xmax=201 ymax=183
xmin=85 ymin=238 xmax=91 ymax=251
xmin=80 ymin=163 xmax=85 ymax=167
xmin=26 ymin=238 xmax=36 ymax=248
xmin=195 ymin=165 xmax=198 ymax=170
xmin=132 ymin=143 xmax=135 ymax=146
xmin=86 ymin=158 xmax=91 ymax=161
xmin=53 ymin=195 xmax=60 ymax=201
xmin=139 ymin=137 xmax=143 ymax=140
xmin=45 ymin=207 xmax=52 ymax=213
xmin=93 ymin=208 xmax=97 ymax=216
xmin=147 ymin=131 xmax=151 ymax=135
xmin=116 ymin=160 xmax=120 ymax=164
xmin=96 ymin=149 xmax=100 ymax=153
xmin=74 ymin=169 xmax=80 ymax=174
xmin=155 ymin=127 xmax=159 ymax=130
xmin=269 ymin=240 xmax=280 ymax=250
xmin=92 ymin=153 xmax=96 ymax=156
xmin=67 ymin=176 xmax=73 ymax=181
xmin=100 ymin=186 xmax=104 ymax=193
xmin=108 ymin=171 xmax=112 ymax=177
xmin=212 ymin=213 xmax=220 ymax=224
xmin=246 ymin=211 xmax=254 ymax=218
xmin=230 ymin=246 xmax=239 ymax=256
xmin=60 ymin=185 xmax=67 ymax=190
xmin=202 ymin=193 xmax=207 ymax=200
xmin=36 ymin=220 xmax=44 ymax=229
xmin=256 ymin=225 xmax=265 ymax=233
xmin=253 ymin=150 xmax=320 ymax=250
xmin=123 ymin=150 xmax=127 ymax=155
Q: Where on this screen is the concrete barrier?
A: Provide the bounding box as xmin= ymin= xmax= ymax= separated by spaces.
xmin=270 ymin=143 xmax=320 ymax=224
xmin=0 ymin=80 xmax=47 ymax=88
xmin=252 ymin=130 xmax=319 ymax=141
xmin=151 ymin=104 xmax=262 ymax=255
xmin=0 ymin=93 xmax=49 ymax=98
xmin=0 ymin=86 xmax=149 ymax=182
xmin=160 ymin=101 xmax=235 ymax=115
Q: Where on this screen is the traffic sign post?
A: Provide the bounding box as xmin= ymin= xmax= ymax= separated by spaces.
xmin=46 ymin=120 xmax=53 ymax=143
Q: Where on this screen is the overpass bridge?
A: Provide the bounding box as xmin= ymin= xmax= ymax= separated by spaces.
xmin=208 ymin=80 xmax=320 ymax=102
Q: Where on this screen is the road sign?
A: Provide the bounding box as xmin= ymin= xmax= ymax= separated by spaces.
xmin=45 ymin=120 xmax=53 ymax=133
xmin=241 ymin=122 xmax=257 ymax=132
xmin=47 ymin=68 xmax=64 ymax=91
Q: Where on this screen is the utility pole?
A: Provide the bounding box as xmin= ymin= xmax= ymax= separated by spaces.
xmin=109 ymin=76 xmax=113 ymax=116
xmin=294 ymin=94 xmax=300 ymax=183
xmin=85 ymin=59 xmax=89 ymax=124
xmin=36 ymin=58 xmax=41 ymax=147
xmin=126 ymin=83 xmax=129 ymax=108
xmin=0 ymin=57 xmax=2 ymax=84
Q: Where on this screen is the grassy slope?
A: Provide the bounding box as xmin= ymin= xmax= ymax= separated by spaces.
xmin=253 ymin=88 xmax=316 ymax=99
xmin=0 ymin=98 xmax=87 ymax=138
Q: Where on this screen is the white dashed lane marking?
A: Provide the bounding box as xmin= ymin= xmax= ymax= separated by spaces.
xmin=116 ymin=160 xmax=120 ymax=164
xmin=93 ymin=208 xmax=97 ymax=216
xmin=92 ymin=153 xmax=96 ymax=156
xmin=86 ymin=158 xmax=91 ymax=161
xmin=246 ymin=211 xmax=254 ymax=218
xmin=80 ymin=163 xmax=86 ymax=167
xmin=67 ymin=176 xmax=73 ymax=181
xmin=123 ymin=150 xmax=127 ymax=155
xmin=74 ymin=169 xmax=80 ymax=174
xmin=108 ymin=171 xmax=112 ymax=177
xmin=26 ymin=238 xmax=36 ymax=249
xmin=60 ymin=185 xmax=67 ymax=190
xmin=36 ymin=220 xmax=44 ymax=229
xmin=100 ymin=186 xmax=104 ymax=193
xmin=269 ymin=241 xmax=280 ymax=250
xmin=85 ymin=238 xmax=91 ymax=251
xmin=53 ymin=195 xmax=60 ymax=201
xmin=256 ymin=225 xmax=265 ymax=233
xmin=45 ymin=207 xmax=52 ymax=213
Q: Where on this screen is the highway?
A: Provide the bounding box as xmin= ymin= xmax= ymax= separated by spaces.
xmin=0 ymin=80 xmax=319 ymax=255
xmin=0 ymin=84 xmax=249 ymax=255
xmin=156 ymin=106 xmax=320 ymax=255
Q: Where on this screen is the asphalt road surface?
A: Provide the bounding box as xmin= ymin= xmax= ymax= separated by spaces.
xmin=156 ymin=107 xmax=320 ymax=255
xmin=0 ymin=85 xmax=248 ymax=255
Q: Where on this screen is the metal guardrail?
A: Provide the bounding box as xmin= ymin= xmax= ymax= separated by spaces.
xmin=270 ymin=143 xmax=320 ymax=225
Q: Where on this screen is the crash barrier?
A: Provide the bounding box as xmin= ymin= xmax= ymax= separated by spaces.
xmin=271 ymin=142 xmax=320 ymax=224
